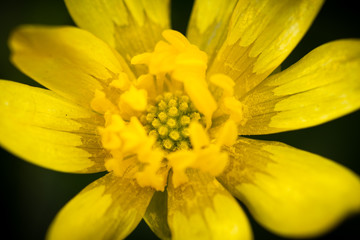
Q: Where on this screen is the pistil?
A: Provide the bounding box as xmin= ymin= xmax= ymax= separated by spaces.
xmin=141 ymin=91 xmax=205 ymax=152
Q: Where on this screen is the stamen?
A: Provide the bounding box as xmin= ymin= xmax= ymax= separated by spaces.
xmin=91 ymin=30 xmax=241 ymax=190
xmin=131 ymin=29 xmax=217 ymax=129
xmin=90 ymin=89 xmax=117 ymax=114
xmin=167 ymin=121 xmax=236 ymax=188
xmin=119 ymin=86 xmax=147 ymax=112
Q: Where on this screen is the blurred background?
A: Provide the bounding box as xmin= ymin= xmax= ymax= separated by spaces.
xmin=0 ymin=0 xmax=359 ymax=239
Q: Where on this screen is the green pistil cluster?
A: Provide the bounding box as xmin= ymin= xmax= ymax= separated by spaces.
xmin=141 ymin=92 xmax=203 ymax=151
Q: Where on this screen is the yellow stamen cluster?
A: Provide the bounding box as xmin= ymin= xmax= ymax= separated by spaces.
xmin=167 ymin=119 xmax=237 ymax=188
xmin=132 ymin=30 xmax=217 ymax=129
xmin=141 ymin=91 xmax=204 ymax=152
xmin=90 ymin=29 xmax=241 ymax=191
xmin=99 ymin=114 xmax=167 ymax=191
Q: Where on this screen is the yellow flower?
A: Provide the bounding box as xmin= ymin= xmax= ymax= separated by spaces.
xmin=1 ymin=0 xmax=360 ymax=239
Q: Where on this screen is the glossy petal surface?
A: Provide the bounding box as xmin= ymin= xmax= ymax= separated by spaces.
xmin=208 ymin=0 xmax=324 ymax=98
xmin=47 ymin=173 xmax=154 ymax=240
xmin=218 ymin=137 xmax=360 ymax=237
xmin=0 ymin=80 xmax=106 ymax=173
xmin=187 ymin=0 xmax=238 ymax=61
xmin=239 ymin=40 xmax=360 ymax=134
xmin=167 ymin=170 xmax=252 ymax=240
xmin=65 ymin=0 xmax=170 ymax=73
xmin=10 ymin=25 xmax=133 ymax=108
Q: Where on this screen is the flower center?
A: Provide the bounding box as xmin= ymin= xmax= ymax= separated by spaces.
xmin=90 ymin=30 xmax=240 ymax=191
xmin=141 ymin=91 xmax=204 ymax=152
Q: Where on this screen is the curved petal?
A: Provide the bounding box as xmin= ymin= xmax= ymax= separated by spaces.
xmin=239 ymin=39 xmax=360 ymax=135
xmin=217 ymin=137 xmax=360 ymax=238
xmin=65 ymin=0 xmax=170 ymax=70
xmin=167 ymin=170 xmax=252 ymax=240
xmin=208 ymin=0 xmax=324 ymax=98
xmin=186 ymin=0 xmax=238 ymax=61
xmin=47 ymin=173 xmax=155 ymax=240
xmin=9 ymin=25 xmax=133 ymax=109
xmin=143 ymin=190 xmax=171 ymax=240
xmin=0 ymin=80 xmax=107 ymax=173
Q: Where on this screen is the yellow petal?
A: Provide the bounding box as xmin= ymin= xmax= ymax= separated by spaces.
xmin=208 ymin=0 xmax=324 ymax=98
xmin=239 ymin=40 xmax=360 ymax=134
xmin=143 ymin=190 xmax=171 ymax=240
xmin=167 ymin=170 xmax=252 ymax=240
xmin=47 ymin=173 xmax=154 ymax=240
xmin=218 ymin=137 xmax=360 ymax=238
xmin=9 ymin=25 xmax=133 ymax=109
xmin=65 ymin=0 xmax=170 ymax=71
xmin=187 ymin=0 xmax=238 ymax=62
xmin=0 ymin=80 xmax=106 ymax=173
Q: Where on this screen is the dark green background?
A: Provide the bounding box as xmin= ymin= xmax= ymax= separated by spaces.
xmin=0 ymin=0 xmax=359 ymax=239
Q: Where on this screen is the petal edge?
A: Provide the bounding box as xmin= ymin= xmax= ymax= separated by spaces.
xmin=218 ymin=137 xmax=360 ymax=237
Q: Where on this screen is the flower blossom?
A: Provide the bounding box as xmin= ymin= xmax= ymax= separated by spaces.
xmin=1 ymin=0 xmax=360 ymax=239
